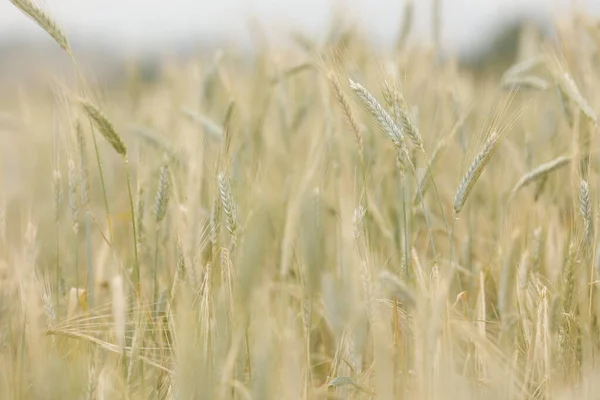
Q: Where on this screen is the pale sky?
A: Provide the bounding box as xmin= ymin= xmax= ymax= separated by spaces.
xmin=0 ymin=0 xmax=592 ymax=53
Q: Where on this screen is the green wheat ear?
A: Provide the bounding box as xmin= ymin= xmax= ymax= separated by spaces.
xmin=80 ymin=99 xmax=127 ymax=156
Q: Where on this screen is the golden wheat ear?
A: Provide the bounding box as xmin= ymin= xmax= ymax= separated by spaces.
xmin=10 ymin=0 xmax=71 ymax=54
xmin=453 ymin=131 xmax=501 ymax=214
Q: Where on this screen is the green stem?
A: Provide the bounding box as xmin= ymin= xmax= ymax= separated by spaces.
xmin=89 ymin=122 xmax=114 ymax=244
xmin=125 ymin=159 xmax=140 ymax=298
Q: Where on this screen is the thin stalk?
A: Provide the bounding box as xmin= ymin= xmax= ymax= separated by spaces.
xmin=55 ymin=226 xmax=60 ymax=311
xmin=78 ymin=122 xmax=95 ymax=308
xmin=154 ymin=225 xmax=160 ymax=309
xmin=400 ymin=173 xmax=411 ymax=370
xmin=245 ymin=323 xmax=252 ymax=380
xmin=70 ymin=55 xmax=115 ymax=246
xmin=84 ymin=211 xmax=93 ymax=308
xmin=409 ymin=157 xmax=438 ymax=262
xmin=125 ymin=159 xmax=140 ymax=298
xmin=88 ymin=122 xmax=114 ymax=243
xmin=350 ymin=79 xmax=438 ymax=261
xmin=449 ymin=216 xmax=462 ymax=292
xmin=420 ymin=151 xmax=452 ymax=260
xmin=305 ymin=299 xmax=312 ymax=398
xmin=74 ymin=237 xmax=80 ymax=302
xmin=141 ymin=356 xmax=146 ymax=400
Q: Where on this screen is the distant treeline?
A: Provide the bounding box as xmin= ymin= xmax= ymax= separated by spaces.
xmin=459 ymin=15 xmax=552 ymax=76
xmin=0 ymin=15 xmax=553 ymax=87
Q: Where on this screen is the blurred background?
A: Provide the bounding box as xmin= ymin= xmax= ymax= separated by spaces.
xmin=0 ymin=0 xmax=595 ymax=86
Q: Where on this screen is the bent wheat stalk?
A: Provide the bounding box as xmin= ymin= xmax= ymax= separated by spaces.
xmin=80 ymin=99 xmax=140 ymax=298
xmin=349 ymin=78 xmax=438 ymax=260
xmin=508 ymin=155 xmax=570 ymax=201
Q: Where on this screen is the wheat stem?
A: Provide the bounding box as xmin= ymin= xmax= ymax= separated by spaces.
xmin=509 ymin=156 xmax=571 ymax=201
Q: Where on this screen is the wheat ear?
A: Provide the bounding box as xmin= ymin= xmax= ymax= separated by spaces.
xmin=67 ymin=158 xmax=80 ymax=235
xmin=580 ymin=180 xmax=593 ymax=244
xmin=508 ymin=155 xmax=570 ymax=201
xmin=9 ymin=0 xmax=71 ymax=54
xmin=558 ymin=73 xmax=597 ymax=124
xmin=80 ymin=98 xmax=140 ymax=297
xmin=348 ymin=79 xmax=407 ymax=156
xmin=154 ymin=165 xmax=171 ymax=223
xmin=329 ymin=73 xmax=364 ymax=158
xmin=80 ymin=100 xmax=127 ymax=156
xmin=382 ymin=80 xmax=424 ymax=150
xmin=350 ymin=77 xmax=439 ymax=260
xmin=453 ymin=131 xmax=500 ymax=214
xmin=218 ymin=172 xmax=237 ymax=241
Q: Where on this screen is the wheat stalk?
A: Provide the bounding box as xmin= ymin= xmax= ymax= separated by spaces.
xmin=76 ymin=121 xmax=95 ymax=307
xmin=349 ymin=78 xmax=441 ymax=261
xmin=136 ymin=185 xmax=146 ymax=251
xmin=80 ymin=99 xmax=139 ymax=297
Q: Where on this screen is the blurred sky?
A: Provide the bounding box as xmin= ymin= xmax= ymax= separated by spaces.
xmin=0 ymin=0 xmax=595 ymax=54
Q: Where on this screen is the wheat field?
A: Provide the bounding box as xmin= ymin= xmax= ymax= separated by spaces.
xmin=3 ymin=1 xmax=600 ymax=399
